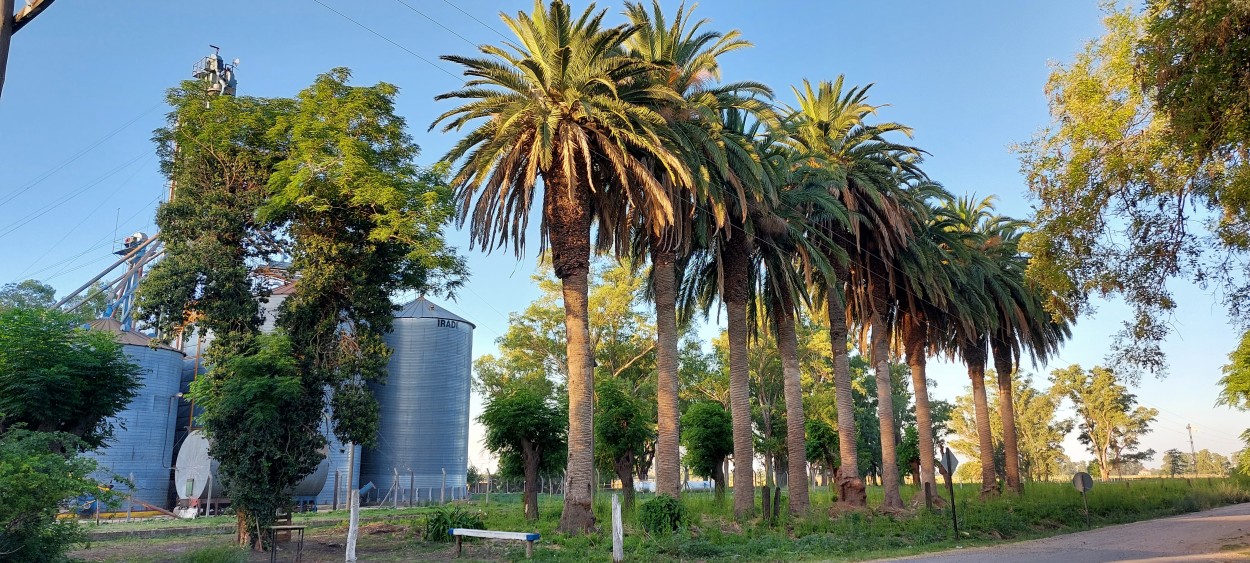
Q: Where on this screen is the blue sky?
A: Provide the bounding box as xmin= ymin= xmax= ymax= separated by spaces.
xmin=1 ymin=1 xmax=1244 ymax=469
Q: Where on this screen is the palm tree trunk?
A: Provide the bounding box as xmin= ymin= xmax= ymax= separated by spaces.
xmin=870 ymin=307 xmax=904 ymax=511
xmin=902 ymin=312 xmax=937 ymax=500
xmin=723 ymin=228 xmax=755 ymax=520
xmin=774 ymin=291 xmax=809 ymax=515
xmin=651 ymin=246 xmax=681 ymax=499
xmin=826 ymin=285 xmax=865 ymax=506
xmin=966 ymin=342 xmax=998 ymax=498
xmin=547 ymin=174 xmax=597 ymax=534
xmin=992 ymin=337 xmax=1022 ymax=494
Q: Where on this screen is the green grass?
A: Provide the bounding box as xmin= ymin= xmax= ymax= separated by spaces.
xmin=74 ymin=477 xmax=1250 ymax=562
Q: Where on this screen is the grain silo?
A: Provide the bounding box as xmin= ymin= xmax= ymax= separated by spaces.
xmin=360 ymin=297 xmax=473 ymax=504
xmin=86 ymin=319 xmax=184 ymax=511
xmin=173 ymin=430 xmax=332 ymax=516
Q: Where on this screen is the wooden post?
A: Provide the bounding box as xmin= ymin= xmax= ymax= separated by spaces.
xmin=611 ymin=493 xmax=624 ymax=563
xmin=126 ymin=472 xmax=134 ymax=522
xmin=205 ymin=473 xmax=213 ymax=516
xmin=410 ymin=470 xmax=415 ymax=508
xmin=486 ymin=469 xmax=491 ymax=506
xmin=333 ymin=471 xmax=340 ymax=511
xmin=456 ymin=534 xmax=462 ymax=557
xmin=393 ymin=468 xmax=400 ymax=510
xmin=442 ymin=468 xmax=447 ymax=505
xmin=924 ymin=481 xmax=933 ymax=511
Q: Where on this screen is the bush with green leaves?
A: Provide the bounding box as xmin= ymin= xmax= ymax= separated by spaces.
xmin=0 ymin=429 xmax=123 ymax=562
xmin=638 ymin=495 xmax=686 ymax=535
xmin=175 ymin=545 xmax=248 ymax=563
xmin=423 ymin=506 xmax=486 ymax=542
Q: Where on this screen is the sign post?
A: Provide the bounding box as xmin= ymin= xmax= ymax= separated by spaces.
xmin=1072 ymin=472 xmax=1094 ymax=528
xmin=938 ymin=448 xmax=960 ymax=541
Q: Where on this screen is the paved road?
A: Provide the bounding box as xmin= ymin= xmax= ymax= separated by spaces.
xmin=876 ymin=502 xmax=1250 ymax=562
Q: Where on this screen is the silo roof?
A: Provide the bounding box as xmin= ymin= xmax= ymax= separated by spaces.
xmin=87 ymin=318 xmax=182 ymax=352
xmin=394 ymin=296 xmax=475 ymax=328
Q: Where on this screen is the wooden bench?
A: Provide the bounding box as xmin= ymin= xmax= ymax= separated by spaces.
xmin=449 ymin=528 xmax=541 ymax=558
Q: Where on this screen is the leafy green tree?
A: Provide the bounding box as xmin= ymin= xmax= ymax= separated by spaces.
xmin=188 ymin=334 xmax=322 ymax=549
xmin=1237 ymin=431 xmax=1250 ymax=477
xmin=805 ymin=418 xmax=839 ymax=493
xmin=1012 ymin=378 xmax=1072 ymax=482
xmin=262 ymin=68 xmax=466 ymax=448
xmin=479 ymin=386 xmax=567 ymax=521
xmin=0 ymin=307 xmax=140 ymax=450
xmin=0 ymin=280 xmax=54 ymax=310
xmin=434 ymin=0 xmax=688 ymax=532
xmin=1051 ymin=365 xmax=1159 ymax=479
xmin=594 ymin=377 xmax=652 ymax=508
xmin=1194 ymin=449 xmax=1232 ymax=476
xmin=1162 ymin=448 xmax=1189 ymax=477
xmin=0 ymin=429 xmax=118 ymax=562
xmin=1018 ymin=6 xmax=1250 ymax=373
xmin=1218 ymin=330 xmax=1250 ymax=411
xmin=681 ymin=401 xmax=733 ymax=501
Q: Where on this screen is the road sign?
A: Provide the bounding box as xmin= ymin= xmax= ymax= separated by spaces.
xmin=940 ymin=448 xmax=959 ymax=475
xmin=1072 ymin=472 xmax=1094 ymax=493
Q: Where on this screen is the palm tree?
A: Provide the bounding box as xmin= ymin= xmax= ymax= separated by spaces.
xmin=781 ymin=77 xmax=922 ymax=507
xmin=679 ymin=108 xmax=772 ymax=520
xmin=622 ymin=0 xmax=762 ymax=499
xmin=942 ymin=195 xmax=1015 ymax=497
xmin=891 ymin=181 xmax=966 ymax=499
xmin=753 ymin=141 xmax=847 ymax=515
xmin=981 ymin=219 xmax=1072 ymax=493
xmin=431 ymin=0 xmax=688 ymax=533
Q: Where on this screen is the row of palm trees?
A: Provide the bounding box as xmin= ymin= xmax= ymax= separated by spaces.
xmin=433 ymin=0 xmax=1071 ymax=530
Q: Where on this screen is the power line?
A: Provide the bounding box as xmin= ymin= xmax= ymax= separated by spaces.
xmin=440 ymin=0 xmax=510 ymax=41
xmin=0 ymin=103 xmax=162 ymax=208
xmin=0 ymin=151 xmax=149 ymax=240
xmin=310 ymin=0 xmax=461 ymax=81
xmin=391 ymin=0 xmax=480 ymax=48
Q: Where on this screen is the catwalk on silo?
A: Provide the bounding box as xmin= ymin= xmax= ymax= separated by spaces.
xmin=360 ymin=297 xmax=474 ymax=504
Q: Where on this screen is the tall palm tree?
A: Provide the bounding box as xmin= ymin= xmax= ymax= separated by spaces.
xmin=753 ymin=141 xmax=847 ymax=515
xmin=890 ymin=181 xmax=966 ymax=499
xmin=942 ymin=195 xmax=1014 ymax=497
xmin=679 ymin=108 xmax=772 ymax=520
xmin=781 ymin=77 xmax=922 ymax=507
xmin=431 ymin=0 xmax=688 ymax=533
xmin=622 ymin=0 xmax=763 ymax=499
xmin=981 ymin=220 xmax=1072 ymax=493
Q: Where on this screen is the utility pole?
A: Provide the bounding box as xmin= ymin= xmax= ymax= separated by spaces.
xmin=1187 ymin=424 xmax=1198 ymax=478
xmin=0 ymin=0 xmax=56 ymax=100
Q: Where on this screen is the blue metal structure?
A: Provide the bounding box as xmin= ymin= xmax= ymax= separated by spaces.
xmin=85 ymin=321 xmax=184 ymax=510
xmin=360 ymin=297 xmax=474 ymax=504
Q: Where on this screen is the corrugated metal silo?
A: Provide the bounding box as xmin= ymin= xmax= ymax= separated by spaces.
xmin=86 ymin=319 xmax=184 ymax=510
xmin=360 ymin=297 xmax=473 ymax=503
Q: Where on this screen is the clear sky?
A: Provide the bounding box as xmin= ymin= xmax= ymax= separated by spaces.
xmin=1 ymin=1 xmax=1244 ymax=471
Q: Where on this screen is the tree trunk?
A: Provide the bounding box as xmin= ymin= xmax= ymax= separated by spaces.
xmin=967 ymin=342 xmax=998 ymax=497
xmin=652 ymin=246 xmax=681 ymax=499
xmin=712 ymin=458 xmax=726 ymax=502
xmin=902 ymin=312 xmax=937 ymax=498
xmin=992 ymin=337 xmax=1023 ymax=494
xmin=523 ymin=442 xmax=540 ymax=521
xmin=616 ymin=451 xmax=635 ymax=509
xmin=722 ymin=227 xmax=755 ymax=520
xmin=870 ymin=308 xmax=904 ymax=511
xmin=761 ymin=451 xmax=773 ymax=521
xmin=774 ymin=291 xmax=809 ymax=515
xmin=826 ymin=286 xmax=866 ymax=506
xmin=546 ymin=170 xmax=597 ymax=534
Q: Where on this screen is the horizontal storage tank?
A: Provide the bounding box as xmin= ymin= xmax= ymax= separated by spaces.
xmin=360 ymin=297 xmax=473 ymax=504
xmin=174 ymin=430 xmax=332 ymax=505
xmin=86 ymin=319 xmax=184 ymax=511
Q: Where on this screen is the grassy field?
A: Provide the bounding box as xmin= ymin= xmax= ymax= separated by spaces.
xmin=71 ymin=477 xmax=1250 ymax=562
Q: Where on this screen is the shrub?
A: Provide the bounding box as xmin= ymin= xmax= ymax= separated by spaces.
xmin=638 ymin=494 xmax=686 ymax=535
xmin=423 ymin=506 xmax=486 ymax=542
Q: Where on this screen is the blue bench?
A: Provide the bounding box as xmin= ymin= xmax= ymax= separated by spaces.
xmin=449 ymin=528 xmax=540 ymax=558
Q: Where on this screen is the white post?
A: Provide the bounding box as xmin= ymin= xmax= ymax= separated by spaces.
xmin=441 ymin=468 xmax=447 ymax=505
xmin=346 ymin=489 xmax=360 ymax=562
xmin=346 ymin=443 xmax=358 ymax=563
xmin=611 ymin=493 xmax=624 ymax=562
xmin=393 ymin=468 xmax=399 ymax=510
